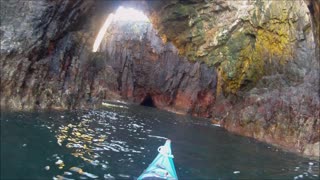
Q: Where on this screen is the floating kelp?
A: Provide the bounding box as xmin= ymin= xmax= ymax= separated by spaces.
xmin=102 ymin=102 xmax=128 ymax=109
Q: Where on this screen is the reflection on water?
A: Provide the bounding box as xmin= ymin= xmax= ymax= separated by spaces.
xmin=53 ymin=110 xmax=148 ymax=179
xmin=1 ymin=105 xmax=320 ymax=179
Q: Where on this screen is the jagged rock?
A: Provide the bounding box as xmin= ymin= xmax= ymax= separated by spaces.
xmin=100 ymin=22 xmax=217 ymax=117
xmin=147 ymin=0 xmax=320 ymax=158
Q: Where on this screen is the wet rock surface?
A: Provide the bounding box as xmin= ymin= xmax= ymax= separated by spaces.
xmin=0 ymin=1 xmax=217 ymax=117
xmin=147 ymin=0 xmax=320 ymax=157
xmin=100 ymin=22 xmax=217 ymax=117
xmin=0 ymin=0 xmax=319 ymax=158
xmin=0 ymin=0 xmax=96 ymax=109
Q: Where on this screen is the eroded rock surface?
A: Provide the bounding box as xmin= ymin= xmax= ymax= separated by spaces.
xmin=99 ymin=22 xmax=217 ymax=117
xmin=0 ymin=0 xmax=216 ymax=117
xmin=147 ymin=0 xmax=320 ymax=157
xmin=147 ymin=0 xmax=317 ymax=93
xmin=1 ymin=0 xmax=99 ymax=109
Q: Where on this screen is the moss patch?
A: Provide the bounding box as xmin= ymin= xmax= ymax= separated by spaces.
xmin=214 ymin=19 xmax=292 ymax=94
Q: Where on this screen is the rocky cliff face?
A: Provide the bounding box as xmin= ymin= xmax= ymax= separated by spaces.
xmin=0 ymin=0 xmax=216 ymax=116
xmin=147 ymin=0 xmax=320 ymax=157
xmin=100 ymin=22 xmax=217 ymax=117
xmin=0 ymin=0 xmax=319 ymax=158
xmin=147 ymin=0 xmax=317 ymax=93
xmin=0 ymin=0 xmax=96 ymax=109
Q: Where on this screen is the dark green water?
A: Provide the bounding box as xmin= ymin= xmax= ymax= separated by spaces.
xmin=1 ymin=104 xmax=319 ymax=180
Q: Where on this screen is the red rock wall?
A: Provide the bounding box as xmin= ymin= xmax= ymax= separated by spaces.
xmin=100 ymin=22 xmax=217 ymax=117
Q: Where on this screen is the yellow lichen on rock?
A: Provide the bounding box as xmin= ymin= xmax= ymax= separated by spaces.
xmin=255 ymin=23 xmax=291 ymax=65
xmin=148 ymin=0 xmax=305 ymax=95
xmin=217 ymin=14 xmax=293 ymax=94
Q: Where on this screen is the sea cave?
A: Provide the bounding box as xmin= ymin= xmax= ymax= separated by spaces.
xmin=0 ymin=0 xmax=319 ymax=179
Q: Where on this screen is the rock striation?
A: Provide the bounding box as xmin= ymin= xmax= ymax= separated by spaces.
xmin=1 ymin=0 xmax=95 ymax=109
xmin=99 ymin=22 xmax=217 ymax=117
xmin=146 ymin=0 xmax=320 ymax=158
xmin=0 ymin=0 xmax=216 ymax=117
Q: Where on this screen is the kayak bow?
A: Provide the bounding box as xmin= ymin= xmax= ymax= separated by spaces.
xmin=138 ymin=139 xmax=178 ymax=180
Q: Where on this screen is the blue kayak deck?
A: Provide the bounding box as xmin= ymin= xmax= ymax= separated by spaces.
xmin=138 ymin=139 xmax=178 ymax=180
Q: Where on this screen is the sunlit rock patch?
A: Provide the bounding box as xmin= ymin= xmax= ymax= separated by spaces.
xmin=95 ymin=20 xmax=217 ymax=117
xmin=148 ymin=0 xmax=314 ymax=94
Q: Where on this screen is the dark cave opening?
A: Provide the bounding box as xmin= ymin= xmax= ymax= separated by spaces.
xmin=140 ymin=94 xmax=155 ymax=107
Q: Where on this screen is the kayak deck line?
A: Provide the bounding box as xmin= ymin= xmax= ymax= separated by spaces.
xmin=138 ymin=139 xmax=178 ymax=180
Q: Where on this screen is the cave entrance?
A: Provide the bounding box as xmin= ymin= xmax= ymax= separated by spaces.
xmin=93 ymin=6 xmax=150 ymax=52
xmin=141 ymin=94 xmax=155 ymax=107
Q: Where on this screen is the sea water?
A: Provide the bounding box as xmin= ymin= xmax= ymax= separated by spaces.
xmin=1 ymin=104 xmax=319 ymax=179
